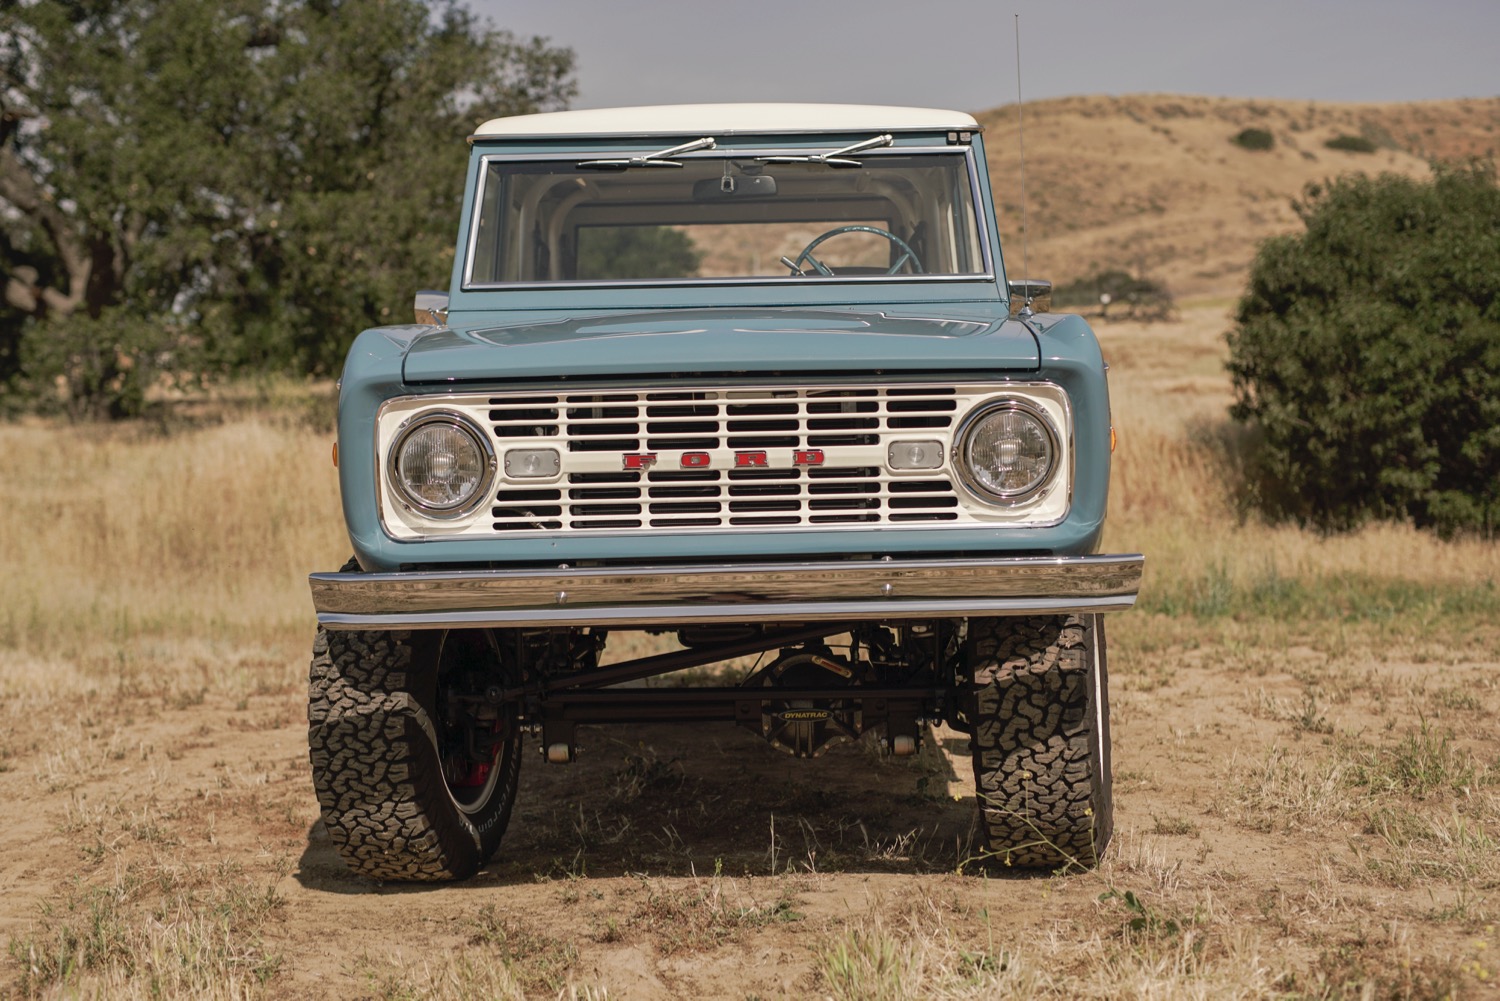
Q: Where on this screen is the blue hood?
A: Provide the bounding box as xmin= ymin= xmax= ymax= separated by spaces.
xmin=400 ymin=307 xmax=1038 ymax=383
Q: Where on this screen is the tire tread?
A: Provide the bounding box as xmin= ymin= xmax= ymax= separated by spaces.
xmin=308 ymin=627 xmax=508 ymax=882
xmin=968 ymin=614 xmax=1111 ymax=868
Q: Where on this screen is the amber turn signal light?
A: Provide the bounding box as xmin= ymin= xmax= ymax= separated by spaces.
xmin=1110 ymin=426 xmax=1117 ymax=453
xmin=332 ymin=441 xmax=339 ymax=468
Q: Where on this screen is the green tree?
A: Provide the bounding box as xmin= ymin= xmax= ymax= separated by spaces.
xmin=0 ymin=0 xmax=575 ymax=417
xmin=1227 ymin=163 xmax=1500 ymax=537
xmin=575 ymin=226 xmax=703 ymax=281
xmin=1053 ymin=268 xmax=1175 ymax=322
xmin=1325 ymin=134 xmax=1377 ymax=154
xmin=1231 ymin=127 xmax=1275 ymax=152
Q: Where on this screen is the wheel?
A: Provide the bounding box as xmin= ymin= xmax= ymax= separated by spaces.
xmin=308 ymin=625 xmax=522 ymax=881
xmin=789 ymin=224 xmax=923 ymax=275
xmin=965 ymin=614 xmax=1112 ymax=868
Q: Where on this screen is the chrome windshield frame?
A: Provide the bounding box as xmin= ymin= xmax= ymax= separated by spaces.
xmin=460 ymin=145 xmax=994 ymax=291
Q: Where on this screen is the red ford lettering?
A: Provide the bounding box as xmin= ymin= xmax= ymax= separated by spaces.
xmin=734 ymin=451 xmax=768 ymax=467
xmin=680 ymin=452 xmax=712 ymax=468
xmin=622 ymin=453 xmax=658 ymax=470
xmin=792 ymin=449 xmax=825 ymax=466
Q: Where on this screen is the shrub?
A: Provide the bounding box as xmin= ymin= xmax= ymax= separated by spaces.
xmin=1325 ymin=134 xmax=1377 ymax=154
xmin=1227 ymin=163 xmax=1500 ymax=537
xmin=1232 ymin=128 xmax=1275 ymax=151
xmin=15 ymin=307 xmax=198 ymax=421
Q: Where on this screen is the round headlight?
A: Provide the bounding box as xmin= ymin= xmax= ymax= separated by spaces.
xmin=954 ymin=400 xmax=1058 ymax=503
xmin=389 ymin=413 xmax=494 ymax=517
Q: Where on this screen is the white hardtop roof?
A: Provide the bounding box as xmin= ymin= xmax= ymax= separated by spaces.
xmin=472 ymin=103 xmax=981 ymax=140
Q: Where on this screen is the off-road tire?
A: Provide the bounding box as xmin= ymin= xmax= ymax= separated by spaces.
xmin=966 ymin=614 xmax=1112 ymax=868
xmin=308 ymin=625 xmax=521 ymax=881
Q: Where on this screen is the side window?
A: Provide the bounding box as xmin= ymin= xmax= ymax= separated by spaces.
xmin=470 ymin=164 xmax=505 ymax=284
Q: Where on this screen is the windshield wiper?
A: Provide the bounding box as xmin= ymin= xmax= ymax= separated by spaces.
xmin=757 ymin=133 xmax=893 ymax=168
xmin=577 ymin=137 xmax=716 ymax=170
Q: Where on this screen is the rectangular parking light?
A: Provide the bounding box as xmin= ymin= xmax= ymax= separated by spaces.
xmin=887 ymin=440 xmax=944 ymax=470
xmin=503 ymin=448 xmax=560 ymax=478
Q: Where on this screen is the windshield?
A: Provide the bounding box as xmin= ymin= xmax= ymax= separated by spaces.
xmin=466 ymin=150 xmax=988 ymax=286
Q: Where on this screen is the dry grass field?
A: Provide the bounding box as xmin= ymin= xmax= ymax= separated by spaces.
xmin=2 ymin=303 xmax=1495 ymax=999
xmin=2 ymin=94 xmax=1499 ymax=999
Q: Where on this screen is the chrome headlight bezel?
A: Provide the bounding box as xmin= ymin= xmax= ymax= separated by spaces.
xmin=386 ymin=410 xmax=497 ymax=519
xmin=951 ymin=398 xmax=1061 ymax=505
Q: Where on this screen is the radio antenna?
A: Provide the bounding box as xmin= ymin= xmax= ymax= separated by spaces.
xmin=1013 ymin=13 xmax=1033 ymax=319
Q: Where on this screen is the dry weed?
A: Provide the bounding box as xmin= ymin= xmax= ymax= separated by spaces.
xmin=8 ymin=857 xmax=285 ymax=998
xmin=0 ymin=419 xmax=344 ymax=699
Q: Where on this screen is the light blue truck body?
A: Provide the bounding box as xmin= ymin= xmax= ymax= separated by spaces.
xmin=304 ymin=107 xmax=1139 ymax=883
xmin=332 ymin=125 xmax=1115 ymax=575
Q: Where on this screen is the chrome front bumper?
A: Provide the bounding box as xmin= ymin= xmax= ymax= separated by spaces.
xmin=310 ymin=554 xmax=1144 ymax=630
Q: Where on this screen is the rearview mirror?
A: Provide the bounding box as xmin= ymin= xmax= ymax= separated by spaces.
xmin=692 ymin=174 xmax=778 ymax=200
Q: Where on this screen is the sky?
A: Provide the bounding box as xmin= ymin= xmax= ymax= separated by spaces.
xmin=473 ymin=0 xmax=1500 ymax=114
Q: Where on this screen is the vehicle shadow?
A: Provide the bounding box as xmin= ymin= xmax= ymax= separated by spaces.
xmin=294 ymin=722 xmax=1002 ymax=894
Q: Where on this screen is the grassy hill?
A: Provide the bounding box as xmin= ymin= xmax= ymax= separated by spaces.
xmin=976 ymin=94 xmax=1500 ymax=299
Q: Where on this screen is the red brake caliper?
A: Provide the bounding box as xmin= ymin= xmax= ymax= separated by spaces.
xmin=450 ymin=716 xmax=504 ymax=789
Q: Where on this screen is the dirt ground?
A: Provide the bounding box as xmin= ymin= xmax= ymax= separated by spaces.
xmin=2 ymin=306 xmax=1496 ymax=998
xmin=2 ymin=615 xmax=1496 ymax=998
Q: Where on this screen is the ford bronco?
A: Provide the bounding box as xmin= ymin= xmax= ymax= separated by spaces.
xmin=308 ymin=104 xmax=1143 ymax=881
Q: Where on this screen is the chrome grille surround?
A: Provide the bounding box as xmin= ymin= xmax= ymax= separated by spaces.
xmin=377 ymin=381 xmax=1072 ymax=540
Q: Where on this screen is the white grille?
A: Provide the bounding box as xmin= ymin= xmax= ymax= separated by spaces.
xmin=377 ymin=382 xmax=1072 ymax=539
xmin=490 ymin=386 xmax=958 ymax=532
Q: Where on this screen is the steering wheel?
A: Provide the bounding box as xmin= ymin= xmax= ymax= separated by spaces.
xmin=785 ymin=225 xmax=923 ymax=276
